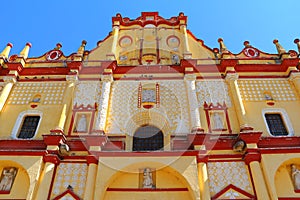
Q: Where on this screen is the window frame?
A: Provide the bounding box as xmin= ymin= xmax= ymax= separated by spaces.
xmin=262 ymin=108 xmax=294 ymax=137
xmin=11 ymin=110 xmax=43 ymax=139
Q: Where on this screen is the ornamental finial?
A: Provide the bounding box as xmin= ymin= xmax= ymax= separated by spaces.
xmin=0 ymin=43 xmax=13 ymax=59
xmin=77 ymin=40 xmax=87 ymax=56
xmin=218 ymin=38 xmax=228 ymax=53
xmin=243 ymin=41 xmax=251 ymax=47
xmin=19 ymin=42 xmax=32 ymax=59
xmin=294 ymin=39 xmax=300 ymax=54
xmin=54 ymin=43 xmax=62 ymax=50
xmin=273 ymin=39 xmax=286 ymax=55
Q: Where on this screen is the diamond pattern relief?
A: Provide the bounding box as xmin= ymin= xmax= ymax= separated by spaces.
xmin=207 ymin=162 xmax=253 ymax=196
xmin=238 ymin=79 xmax=297 ymax=101
xmin=51 ymin=163 xmax=87 ymax=199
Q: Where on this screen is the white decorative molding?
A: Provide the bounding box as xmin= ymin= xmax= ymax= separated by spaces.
xmin=97 ymin=81 xmax=112 ymax=131
xmin=185 ymin=76 xmax=201 ymax=129
xmin=74 ymin=81 xmax=102 ymax=106
xmin=262 ymin=108 xmax=294 ymax=136
xmin=105 ymin=81 xmax=190 ymax=135
xmin=11 ymin=110 xmax=43 ymax=139
xmin=196 ymin=80 xmax=232 ymax=107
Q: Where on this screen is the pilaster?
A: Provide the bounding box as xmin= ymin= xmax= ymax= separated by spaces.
xmin=0 ymin=76 xmax=16 ymax=112
xmin=184 ymin=73 xmax=203 ymax=133
xmin=97 ymin=70 xmax=113 ymax=132
xmin=225 ymin=71 xmax=253 ymax=132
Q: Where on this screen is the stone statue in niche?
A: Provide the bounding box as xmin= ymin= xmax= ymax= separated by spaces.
xmin=291 ymin=164 xmax=300 ymax=190
xmin=0 ymin=167 xmax=17 ymax=192
xmin=143 ymin=168 xmax=154 ymax=189
xmin=212 ymin=112 xmax=224 ymax=130
xmin=75 ymin=114 xmax=87 ymax=132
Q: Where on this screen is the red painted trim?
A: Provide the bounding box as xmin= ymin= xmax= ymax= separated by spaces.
xmin=258 ymin=136 xmax=300 ymax=148
xmin=43 ymin=154 xmax=60 ymax=164
xmin=112 ymin=12 xmax=186 ymax=28
xmin=203 ymin=102 xmax=231 ymax=133
xmin=52 ymin=188 xmax=81 ymax=200
xmin=106 ymin=187 xmax=188 ymax=192
xmin=93 ymin=150 xmax=199 ymax=157
xmin=0 ymin=140 xmax=46 ymax=150
xmin=43 ymin=134 xmax=66 ymax=146
xmin=239 ymin=132 xmax=262 ymax=144
xmin=0 ymin=191 xmax=10 ymax=194
xmin=0 ymin=151 xmax=45 ymax=156
xmin=244 ymin=152 xmax=261 ymax=164
xmin=211 ymin=184 xmax=255 ymax=200
xmin=279 ymin=198 xmax=300 ymax=200
xmin=86 ymin=155 xmax=98 ymax=165
xmin=68 ymin=103 xmax=97 ymax=135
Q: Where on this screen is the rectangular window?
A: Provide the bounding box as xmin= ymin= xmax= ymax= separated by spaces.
xmin=265 ymin=114 xmax=288 ymax=136
xmin=18 ymin=116 xmax=40 ymax=139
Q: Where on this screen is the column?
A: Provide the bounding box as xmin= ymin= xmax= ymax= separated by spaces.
xmin=197 ymin=156 xmax=210 ymax=200
xmin=97 ymin=72 xmax=113 ymax=131
xmin=184 ymin=74 xmax=203 ymax=132
xmin=84 ymin=156 xmax=98 ymax=200
xmin=34 ymin=155 xmax=59 ymax=200
xmin=0 ymin=76 xmax=16 ymax=112
xmin=225 ymin=72 xmax=252 ymax=131
xmin=245 ymin=153 xmax=270 ymax=200
xmin=56 ymin=75 xmax=77 ymax=132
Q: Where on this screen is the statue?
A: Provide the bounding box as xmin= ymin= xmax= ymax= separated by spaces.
xmin=142 ymin=168 xmax=154 ymax=189
xmin=75 ymin=114 xmax=87 ymax=132
xmin=0 ymin=167 xmax=17 ymax=191
xmin=212 ymin=112 xmax=224 ymax=130
xmin=292 ymin=164 xmax=300 ymax=190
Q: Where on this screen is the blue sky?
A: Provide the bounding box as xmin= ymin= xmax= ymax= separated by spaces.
xmin=1 ymin=1 xmax=299 ymax=57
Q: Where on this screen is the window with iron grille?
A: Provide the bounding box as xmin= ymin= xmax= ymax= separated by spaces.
xmin=265 ymin=113 xmax=288 ymax=136
xmin=18 ymin=116 xmax=40 ymax=139
xmin=133 ymin=125 xmax=164 ymax=151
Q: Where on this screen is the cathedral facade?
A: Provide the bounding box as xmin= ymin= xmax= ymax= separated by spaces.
xmin=0 ymin=12 xmax=300 ymax=199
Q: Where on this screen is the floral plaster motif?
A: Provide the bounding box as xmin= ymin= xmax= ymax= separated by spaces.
xmin=196 ymin=81 xmax=231 ymax=107
xmin=207 ymin=162 xmax=253 ymax=196
xmin=74 ymin=81 xmax=102 ymax=106
xmin=105 ymin=81 xmax=189 ymax=135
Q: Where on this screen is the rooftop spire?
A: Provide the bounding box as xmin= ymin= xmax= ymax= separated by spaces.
xmin=19 ymin=42 xmax=32 ymax=59
xmin=294 ymin=39 xmax=300 ymax=54
xmin=54 ymin=43 xmax=62 ymax=50
xmin=77 ymin=40 xmax=87 ymax=56
xmin=218 ymin=38 xmax=228 ymax=53
xmin=0 ymin=43 xmax=13 ymax=59
xmin=273 ymin=39 xmax=286 ymax=55
xmin=243 ymin=41 xmax=251 ymax=47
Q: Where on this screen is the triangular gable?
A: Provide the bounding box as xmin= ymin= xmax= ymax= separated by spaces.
xmin=212 ymin=184 xmax=255 ymax=200
xmin=53 ymin=188 xmax=81 ymax=200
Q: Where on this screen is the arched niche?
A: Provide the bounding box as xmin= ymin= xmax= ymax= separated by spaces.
xmin=275 ymin=158 xmax=300 ymax=198
xmin=102 ymin=163 xmax=195 ymax=200
xmin=0 ymin=160 xmax=30 ymax=199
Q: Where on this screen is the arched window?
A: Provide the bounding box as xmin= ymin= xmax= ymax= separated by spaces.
xmin=262 ymin=108 xmax=294 ymax=136
xmin=11 ymin=110 xmax=42 ymax=139
xmin=133 ymin=125 xmax=163 ymax=151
